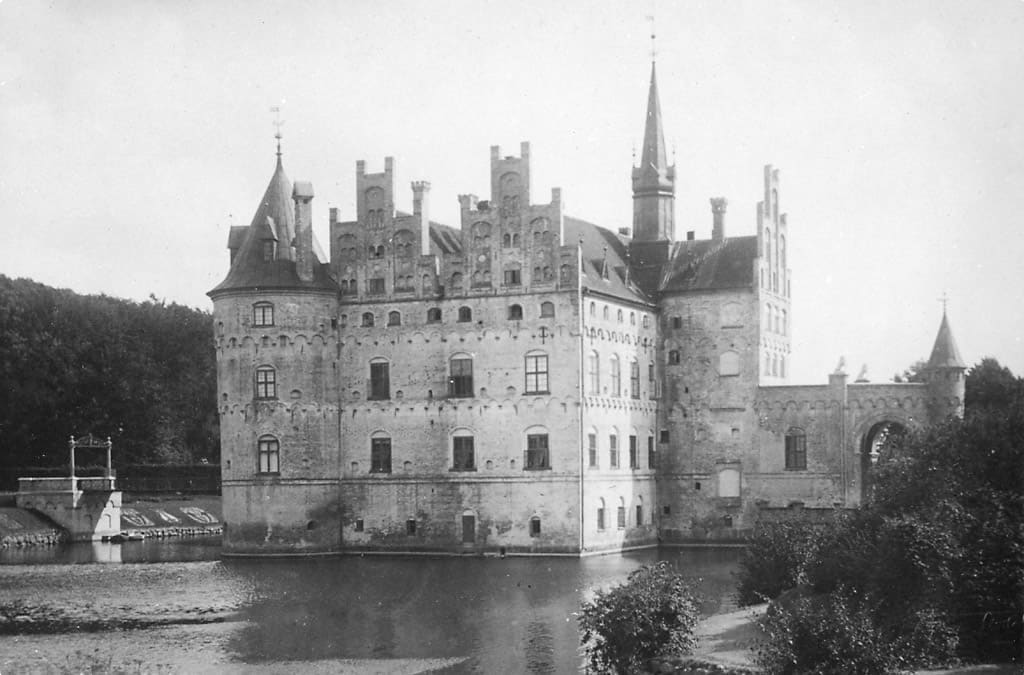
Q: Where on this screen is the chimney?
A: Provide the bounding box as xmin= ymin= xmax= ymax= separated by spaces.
xmin=711 ymin=197 xmax=728 ymax=241
xmin=412 ymin=181 xmax=431 ymax=256
xmin=293 ymin=181 xmax=315 ymax=283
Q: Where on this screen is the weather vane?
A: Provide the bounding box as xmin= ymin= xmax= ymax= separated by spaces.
xmin=646 ymin=11 xmax=657 ymax=62
xmin=938 ymin=291 xmax=949 ymax=314
xmin=270 ymin=106 xmax=285 ymax=157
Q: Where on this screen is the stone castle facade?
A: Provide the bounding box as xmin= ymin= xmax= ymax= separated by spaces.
xmin=209 ymin=63 xmax=966 ymax=556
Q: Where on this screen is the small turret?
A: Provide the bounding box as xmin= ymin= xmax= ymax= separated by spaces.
xmin=924 ymin=310 xmax=966 ymax=419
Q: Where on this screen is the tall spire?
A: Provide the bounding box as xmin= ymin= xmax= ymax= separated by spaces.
xmin=632 ymin=51 xmax=676 ymax=242
xmin=927 ymin=308 xmax=966 ymax=370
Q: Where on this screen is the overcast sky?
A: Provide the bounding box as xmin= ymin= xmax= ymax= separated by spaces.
xmin=2 ymin=0 xmax=1022 ymax=383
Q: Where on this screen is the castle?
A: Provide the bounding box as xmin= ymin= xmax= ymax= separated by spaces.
xmin=208 ymin=62 xmax=965 ymax=556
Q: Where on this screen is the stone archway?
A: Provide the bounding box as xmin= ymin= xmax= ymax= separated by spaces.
xmin=859 ymin=420 xmax=908 ymax=503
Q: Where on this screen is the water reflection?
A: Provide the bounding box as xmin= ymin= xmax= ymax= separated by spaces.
xmin=0 ymin=544 xmax=743 ymax=673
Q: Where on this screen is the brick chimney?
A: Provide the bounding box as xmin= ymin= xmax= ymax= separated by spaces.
xmin=711 ymin=197 xmax=728 ymax=241
xmin=293 ymin=181 xmax=315 ymax=282
xmin=412 ymin=181 xmax=431 ymax=256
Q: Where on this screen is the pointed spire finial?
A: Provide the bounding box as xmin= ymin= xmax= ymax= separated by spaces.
xmin=270 ymin=105 xmax=285 ymax=159
xmin=938 ymin=291 xmax=949 ymax=315
xmin=646 ymin=11 xmax=657 ymax=62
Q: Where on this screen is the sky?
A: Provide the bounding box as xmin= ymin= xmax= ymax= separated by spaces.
xmin=1 ymin=0 xmax=1022 ymax=383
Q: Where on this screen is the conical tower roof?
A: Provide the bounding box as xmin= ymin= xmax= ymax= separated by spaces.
xmin=927 ymin=312 xmax=966 ymax=370
xmin=639 ymin=61 xmax=668 ymax=177
xmin=209 ymin=154 xmax=337 ymax=296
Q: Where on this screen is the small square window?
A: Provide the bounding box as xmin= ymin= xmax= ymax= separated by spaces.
xmin=354 ymin=518 xmax=364 ymax=532
xmin=406 ymin=519 xmax=417 ymax=535
xmin=529 ymin=517 xmax=541 ymax=537
xmin=659 ymin=429 xmax=670 ymax=444
xmin=671 ymin=316 xmax=682 ymax=329
xmin=503 ymin=269 xmax=522 ymax=286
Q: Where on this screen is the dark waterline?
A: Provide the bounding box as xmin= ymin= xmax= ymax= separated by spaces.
xmin=0 ymin=541 xmax=744 ymax=673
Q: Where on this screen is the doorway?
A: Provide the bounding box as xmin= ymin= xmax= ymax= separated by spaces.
xmin=461 ymin=514 xmax=475 ymax=544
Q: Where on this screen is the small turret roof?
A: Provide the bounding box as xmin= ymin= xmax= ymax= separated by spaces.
xmin=209 ymin=156 xmax=337 ymax=297
xmin=927 ymin=312 xmax=966 ymax=369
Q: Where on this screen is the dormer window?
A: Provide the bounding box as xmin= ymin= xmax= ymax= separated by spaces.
xmin=262 ymin=241 xmax=276 ymax=262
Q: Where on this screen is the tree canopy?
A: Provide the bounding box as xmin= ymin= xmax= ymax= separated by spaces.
xmin=0 ymin=275 xmax=217 ymax=476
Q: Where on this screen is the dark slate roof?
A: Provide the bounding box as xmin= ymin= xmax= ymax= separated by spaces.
xmin=565 ymin=216 xmax=651 ymax=304
xmin=430 ymin=222 xmax=463 ymax=256
xmin=927 ymin=312 xmax=966 ymax=369
xmin=659 ymin=236 xmax=757 ymax=293
xmin=209 ymin=157 xmax=338 ymax=296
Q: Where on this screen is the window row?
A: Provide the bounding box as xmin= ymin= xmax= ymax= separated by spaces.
xmin=586 ymin=352 xmax=653 ymax=398
xmin=351 ymin=514 xmax=544 ymax=539
xmin=356 ymin=302 xmax=554 ymax=328
xmin=666 ymin=349 xmax=741 ymax=376
xmin=586 ymin=432 xmax=656 ymax=470
xmin=764 ymin=352 xmax=787 ymax=378
xmin=587 ymin=302 xmax=651 ymax=328
xmin=595 ymin=496 xmax=648 ymax=531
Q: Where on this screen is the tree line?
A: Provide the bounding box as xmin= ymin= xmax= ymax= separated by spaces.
xmin=0 ymin=275 xmax=217 ymax=479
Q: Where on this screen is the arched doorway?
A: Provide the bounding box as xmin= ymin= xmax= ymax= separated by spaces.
xmin=859 ymin=421 xmax=908 ymax=503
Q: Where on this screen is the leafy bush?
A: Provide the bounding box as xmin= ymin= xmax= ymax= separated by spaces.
xmin=579 ymin=562 xmax=700 ymax=673
xmin=735 ymin=521 xmax=819 ymax=606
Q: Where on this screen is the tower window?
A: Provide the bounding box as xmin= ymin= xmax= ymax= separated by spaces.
xmin=597 ymin=501 xmax=606 ymax=531
xmin=524 ymin=353 xmax=549 ymax=394
xmin=508 ymin=304 xmax=523 ymax=320
xmin=529 ymin=516 xmax=541 ymax=537
xmin=668 ymin=350 xmax=680 ymax=365
xmin=503 ymin=268 xmax=522 ymax=286
xmin=254 ymin=366 xmax=276 ymax=399
xmin=257 ymin=436 xmax=279 ymax=474
xmin=785 ymin=428 xmax=807 ymax=470
xmin=427 ymin=308 xmax=442 ymax=323
xmin=525 ymin=434 xmax=550 ymax=470
xmin=629 ymin=435 xmax=639 ymax=469
xmin=368 ymin=278 xmax=386 ymax=295
xmin=610 ymin=355 xmax=621 ymax=397
xmin=449 ymin=357 xmax=474 ymax=398
xmin=452 ymin=435 xmax=475 ymax=471
xmin=540 ymin=301 xmax=555 ymax=318
xmin=252 ymin=303 xmax=274 ymax=327
xmin=368 ymin=362 xmax=390 ymax=400
xmin=609 ymin=434 xmax=619 ymax=468
xmin=588 ymin=352 xmax=600 ymax=394
xmin=630 ymin=360 xmax=640 ymax=399
xmin=587 ymin=433 xmax=598 ymax=468
xmin=262 ymin=241 xmax=275 ymax=262
xmin=458 ymin=306 xmax=472 ymax=322
xmin=387 ymin=311 xmax=401 ymax=327
xmin=371 ymin=437 xmax=392 ymax=474
xmin=361 ymin=312 xmax=374 ymax=327
xmin=671 ymin=316 xmax=682 ymax=329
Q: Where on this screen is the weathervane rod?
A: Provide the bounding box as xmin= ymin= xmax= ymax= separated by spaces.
xmin=270 ymin=105 xmax=285 ymax=157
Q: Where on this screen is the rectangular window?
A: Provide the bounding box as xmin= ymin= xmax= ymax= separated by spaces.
xmin=647 ymin=436 xmax=656 ymax=469
xmin=617 ymin=505 xmax=626 ymax=529
xmin=255 ymin=367 xmax=276 ymax=399
xmin=588 ymin=354 xmax=600 ymax=394
xmin=529 ymin=518 xmax=541 ymax=537
xmin=369 ymin=362 xmax=390 ymax=400
xmin=659 ymin=429 xmax=670 ymax=444
xmin=671 ymin=316 xmax=682 ymax=329
xmin=597 ymin=507 xmax=606 ymax=531
xmin=636 ymin=505 xmax=643 ymax=526
xmin=525 ymin=434 xmax=550 ymax=470
xmin=587 ymin=433 xmax=597 ymax=468
xmin=785 ymin=433 xmax=807 ymax=470
xmin=257 ymin=438 xmax=279 ymax=474
xmin=452 ymin=436 xmax=475 ymax=471
xmin=525 ymin=354 xmax=549 ymax=394
xmin=354 ymin=518 xmax=364 ymax=532
xmin=406 ymin=519 xmax=416 ymax=535
xmin=503 ymin=269 xmax=521 ymax=286
xmin=370 ymin=438 xmax=392 ymax=474
xmin=609 ymin=435 xmax=619 ymax=468
xmin=449 ymin=358 xmax=474 ymax=398
xmin=630 ymin=361 xmax=641 ymax=399
xmin=262 ymin=241 xmax=275 ymax=262
xmin=610 ymin=361 xmax=621 ymax=397
xmin=253 ymin=303 xmax=274 ymax=327
xmin=629 ymin=435 xmax=639 ymax=469
xmin=368 ymin=277 xmax=386 ymax=295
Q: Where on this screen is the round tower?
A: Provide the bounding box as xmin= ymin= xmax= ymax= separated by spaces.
xmin=922 ymin=310 xmax=967 ymax=420
xmin=208 ymin=151 xmax=341 ymax=555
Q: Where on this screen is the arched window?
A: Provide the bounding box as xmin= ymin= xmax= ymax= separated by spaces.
xmin=616 ymin=497 xmax=626 ymax=529
xmin=427 ymin=307 xmax=442 ymax=323
xmin=524 ymin=351 xmax=549 ymax=394
xmin=588 ymin=351 xmax=600 ymax=394
xmin=780 ymin=356 xmax=786 ymax=378
xmin=629 ymin=311 xmax=636 ymax=326
xmin=616 ymin=309 xmax=624 ymax=323
xmin=452 ymin=430 xmax=475 ymax=471
xmin=458 ymin=306 xmax=472 ymax=322
xmin=257 ymin=435 xmax=279 ymax=474
xmin=668 ymin=350 xmax=680 ymax=365
xmin=368 ymin=359 xmax=390 ymax=401
xmin=597 ymin=498 xmax=606 ymax=531
xmin=610 ymin=355 xmax=621 ymax=396
xmin=540 ymin=301 xmax=555 ymax=318
xmin=766 ymin=304 xmax=773 ymax=332
xmin=450 ymin=272 xmax=464 ymax=289
xmin=602 ymin=305 xmax=610 ymax=320
xmin=361 ymin=312 xmax=375 ymax=327
xmin=781 ymin=309 xmax=787 ymax=336
xmin=635 ymin=495 xmax=644 ymax=526
xmin=785 ymin=428 xmax=807 ymax=470
xmin=254 ymin=366 xmax=276 ymax=399
xmin=764 ymin=352 xmax=771 ymax=375
xmin=525 ymin=427 xmax=550 ymax=470
xmin=449 ymin=355 xmax=473 ymax=398
xmin=630 ymin=359 xmax=640 ymax=399
xmin=765 ymin=228 xmax=771 ymax=265
xmin=529 ymin=516 xmax=541 ymax=537
xmin=780 ymin=235 xmax=786 ymax=269
xmin=252 ymin=302 xmax=274 ymax=327
xmin=387 ymin=311 xmax=401 ymax=327
xmin=609 ymin=427 xmax=620 ymax=468
xmin=587 ymin=428 xmax=598 ymax=468
xmin=771 ymin=354 xmax=778 ymax=377
xmin=719 ymin=351 xmax=740 ymax=376
xmin=642 ymin=314 xmax=650 ymax=328
xmin=508 ymin=304 xmax=523 ymax=320
xmin=589 ymin=301 xmax=596 ymax=317
xmin=370 ymin=431 xmax=392 ymax=473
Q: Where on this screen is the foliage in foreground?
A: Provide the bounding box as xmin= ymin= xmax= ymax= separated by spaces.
xmin=738 ymin=360 xmax=1024 ymax=672
xmin=579 ymin=561 xmax=700 ymax=673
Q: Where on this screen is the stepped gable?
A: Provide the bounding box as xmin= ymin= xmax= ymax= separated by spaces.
xmin=927 ymin=311 xmax=966 ymax=369
xmin=565 ymin=216 xmax=650 ymax=304
xmin=210 ymin=156 xmax=337 ymax=295
xmin=659 ymin=235 xmax=758 ymax=293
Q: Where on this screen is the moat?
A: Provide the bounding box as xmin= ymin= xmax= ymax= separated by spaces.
xmin=0 ymin=542 xmax=742 ymax=673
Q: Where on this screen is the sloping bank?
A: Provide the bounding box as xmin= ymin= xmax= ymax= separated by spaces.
xmin=0 ymin=496 xmax=222 ymax=548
